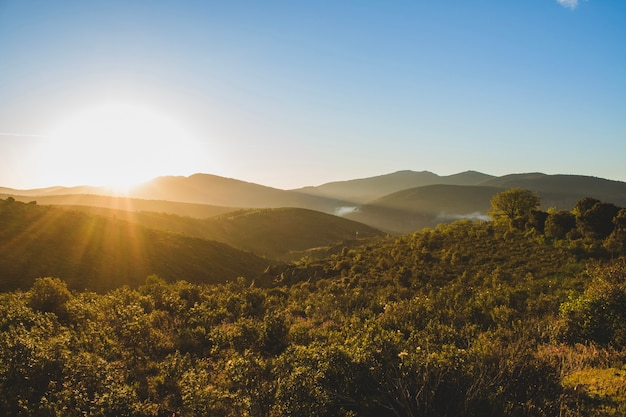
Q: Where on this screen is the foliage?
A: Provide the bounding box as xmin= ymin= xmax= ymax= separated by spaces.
xmin=0 ymin=198 xmax=272 ymax=292
xmin=489 ymin=188 xmax=540 ymax=224
xmin=559 ymin=262 xmax=626 ymax=347
xmin=61 ymin=206 xmax=384 ymax=261
xmin=2 ymin=195 xmax=626 ymax=415
xmin=545 ymin=211 xmax=577 ymax=240
xmin=577 ymin=202 xmax=621 ymax=240
xmin=605 ymin=208 xmax=626 ymax=255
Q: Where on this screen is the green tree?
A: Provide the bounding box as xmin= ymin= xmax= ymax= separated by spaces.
xmin=573 ymin=197 xmax=601 ymax=218
xmin=28 ymin=277 xmax=72 ymax=319
xmin=544 ymin=211 xmax=577 ymax=240
xmin=605 ymin=208 xmax=626 ymax=255
xmin=527 ymin=210 xmax=549 ymax=233
xmin=577 ymin=202 xmax=621 ymax=240
xmin=489 ymin=188 xmax=540 ymax=226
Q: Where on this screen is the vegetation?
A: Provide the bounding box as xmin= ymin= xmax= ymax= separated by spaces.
xmin=54 ymin=206 xmax=384 ymax=261
xmin=1 ymin=190 xmax=626 ymax=416
xmin=0 ymin=198 xmax=272 ymax=292
xmin=489 ymin=187 xmax=540 ymax=224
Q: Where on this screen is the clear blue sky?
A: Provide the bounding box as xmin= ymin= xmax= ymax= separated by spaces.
xmin=1 ymin=0 xmax=625 ymax=189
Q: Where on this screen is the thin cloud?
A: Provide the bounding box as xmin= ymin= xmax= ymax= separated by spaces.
xmin=556 ymin=0 xmax=584 ymax=10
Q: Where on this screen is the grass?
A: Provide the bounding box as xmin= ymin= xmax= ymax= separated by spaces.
xmin=563 ymin=367 xmax=626 ymax=416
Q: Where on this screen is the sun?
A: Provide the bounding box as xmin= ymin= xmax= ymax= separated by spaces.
xmin=36 ymin=101 xmax=207 ymax=192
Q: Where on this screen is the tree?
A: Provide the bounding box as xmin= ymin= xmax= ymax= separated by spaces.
xmin=28 ymin=277 xmax=72 ymax=319
xmin=573 ymin=197 xmax=601 ymax=218
xmin=578 ymin=202 xmax=621 ymax=240
xmin=605 ymin=208 xmax=626 ymax=255
xmin=544 ymin=211 xmax=577 ymax=240
xmin=489 ymin=189 xmax=540 ymax=224
xmin=527 ymin=210 xmax=549 ymax=233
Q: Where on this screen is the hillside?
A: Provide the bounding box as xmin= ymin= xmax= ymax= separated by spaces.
xmin=343 ymin=173 xmax=626 ymax=234
xmin=294 ymin=170 xmax=495 ymax=204
xmin=0 ymin=184 xmax=113 ymax=197
xmin=481 ymin=173 xmax=626 ymax=208
xmin=3 ymin=170 xmax=626 ymax=236
xmin=200 ymin=208 xmax=384 ymax=260
xmin=3 ymin=217 xmax=625 ymax=416
xmin=0 ymin=193 xmax=237 ymax=218
xmin=0 ymin=198 xmax=272 ymax=292
xmin=130 ymin=173 xmax=347 ymax=213
xmin=346 ymin=185 xmax=502 ymax=234
xmin=55 ymin=206 xmax=385 ymax=261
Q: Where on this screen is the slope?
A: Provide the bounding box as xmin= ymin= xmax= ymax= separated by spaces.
xmin=480 ymin=173 xmax=626 ymax=208
xmin=0 ymin=198 xmax=272 ymax=293
xmin=345 ymin=173 xmax=626 ymax=235
xmin=0 ymin=193 xmax=237 ymax=218
xmin=130 ymin=173 xmax=346 ymax=213
xmin=53 ymin=206 xmax=385 ymax=261
xmin=346 ymin=185 xmax=502 ymax=234
xmin=293 ymin=170 xmax=495 ymax=204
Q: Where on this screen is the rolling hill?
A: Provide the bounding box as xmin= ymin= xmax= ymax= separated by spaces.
xmin=0 ymin=198 xmax=273 ymax=293
xmin=3 ymin=170 xmax=626 ymax=236
xmin=346 ymin=185 xmax=501 ymax=234
xmin=344 ymin=173 xmax=626 ymax=234
xmin=293 ymin=170 xmax=495 ymax=204
xmin=129 ymin=173 xmax=347 ymax=213
xmin=0 ymin=192 xmax=238 ymax=218
xmin=185 ymin=208 xmax=384 ymax=260
xmin=51 ymin=206 xmax=385 ymax=261
xmin=481 ymin=173 xmax=626 ymax=208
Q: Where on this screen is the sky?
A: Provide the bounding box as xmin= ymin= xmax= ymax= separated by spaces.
xmin=0 ymin=0 xmax=625 ymax=190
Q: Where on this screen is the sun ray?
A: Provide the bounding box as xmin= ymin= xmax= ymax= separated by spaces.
xmin=33 ymin=100 xmax=208 ymax=190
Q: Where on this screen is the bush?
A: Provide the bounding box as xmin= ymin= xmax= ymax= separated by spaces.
xmin=560 ymin=263 xmax=626 ymax=347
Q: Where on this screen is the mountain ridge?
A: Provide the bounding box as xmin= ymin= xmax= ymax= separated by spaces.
xmin=292 ymin=170 xmax=496 ymax=204
xmin=3 ymin=170 xmax=626 ymax=235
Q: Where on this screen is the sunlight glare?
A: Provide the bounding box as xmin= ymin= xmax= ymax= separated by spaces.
xmin=37 ymin=101 xmax=207 ymax=191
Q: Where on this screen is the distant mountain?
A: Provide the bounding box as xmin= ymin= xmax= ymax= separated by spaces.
xmin=481 ymin=173 xmax=626 ymax=208
xmin=55 ymin=206 xmax=385 ymax=261
xmin=294 ymin=170 xmax=495 ymax=204
xmin=345 ymin=173 xmax=626 ymax=234
xmin=129 ymin=173 xmax=346 ymax=212
xmin=346 ymin=185 xmax=501 ymax=234
xmin=0 ymin=198 xmax=272 ymax=293
xmin=0 ymin=185 xmax=115 ymax=197
xmin=3 ymin=170 xmax=626 ymax=236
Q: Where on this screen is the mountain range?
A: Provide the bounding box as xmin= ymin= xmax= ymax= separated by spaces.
xmin=3 ymin=170 xmax=626 ymax=234
xmin=3 ymin=169 xmax=626 ymax=291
